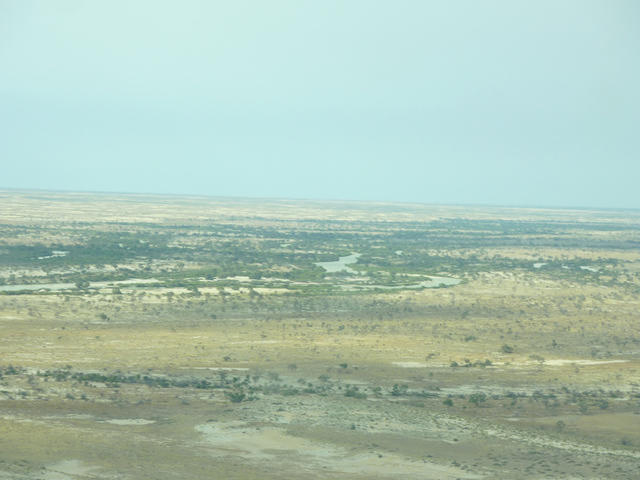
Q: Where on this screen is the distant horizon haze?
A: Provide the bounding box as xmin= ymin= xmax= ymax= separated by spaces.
xmin=2 ymin=187 xmax=638 ymax=214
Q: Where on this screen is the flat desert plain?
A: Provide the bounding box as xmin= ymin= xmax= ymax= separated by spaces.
xmin=0 ymin=191 xmax=639 ymax=479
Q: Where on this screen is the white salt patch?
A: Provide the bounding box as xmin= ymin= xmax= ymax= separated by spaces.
xmin=392 ymin=362 xmax=428 ymax=368
xmin=38 ymin=251 xmax=68 ymax=260
xmin=181 ymin=367 xmax=249 ymax=371
xmin=105 ymin=418 xmax=155 ymax=425
xmin=580 ymin=265 xmax=600 ymax=272
xmin=544 ymin=359 xmax=628 ymax=366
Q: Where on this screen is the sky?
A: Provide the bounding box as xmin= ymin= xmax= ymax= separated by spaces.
xmin=1 ymin=0 xmax=639 ymax=209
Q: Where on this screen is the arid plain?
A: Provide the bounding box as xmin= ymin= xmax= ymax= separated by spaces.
xmin=1 ymin=191 xmax=639 ymax=479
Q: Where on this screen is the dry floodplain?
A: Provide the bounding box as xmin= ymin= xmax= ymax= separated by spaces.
xmin=0 ymin=191 xmax=640 ymax=479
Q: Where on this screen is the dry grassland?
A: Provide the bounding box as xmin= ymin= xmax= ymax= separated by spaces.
xmin=0 ymin=191 xmax=639 ymax=479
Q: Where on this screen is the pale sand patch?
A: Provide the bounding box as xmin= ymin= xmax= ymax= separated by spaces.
xmin=181 ymin=367 xmax=249 ymax=371
xmin=104 ymin=418 xmax=155 ymax=425
xmin=253 ymin=287 xmax=289 ymax=295
xmin=494 ymin=359 xmax=629 ymax=367
xmin=42 ymin=460 xmax=99 ymax=480
xmin=392 ymin=361 xmax=428 ymax=368
xmin=90 ymin=278 xmax=161 ymax=288
xmin=195 ymin=422 xmax=483 ymax=479
xmin=543 ymin=359 xmax=628 ymax=366
xmin=230 ymin=340 xmax=280 ymax=345
xmin=484 ymin=427 xmax=640 ymax=459
xmin=394 ymin=359 xmax=630 ymax=370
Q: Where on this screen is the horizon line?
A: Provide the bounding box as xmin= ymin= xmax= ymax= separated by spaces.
xmin=1 ymin=186 xmax=639 ymax=214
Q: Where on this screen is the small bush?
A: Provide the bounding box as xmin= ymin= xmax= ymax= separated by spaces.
xmin=469 ymin=392 xmax=487 ymax=406
xmin=345 ymin=386 xmax=367 ymax=399
xmin=226 ymin=390 xmax=246 ymax=403
xmin=501 ymin=344 xmax=514 ymax=354
xmin=391 ymin=384 xmax=408 ymax=397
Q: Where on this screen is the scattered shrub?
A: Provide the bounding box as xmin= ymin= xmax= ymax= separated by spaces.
xmin=501 ymin=344 xmax=514 ymax=354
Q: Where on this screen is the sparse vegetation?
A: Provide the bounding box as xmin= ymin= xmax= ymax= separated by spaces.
xmin=0 ymin=192 xmax=639 ymax=479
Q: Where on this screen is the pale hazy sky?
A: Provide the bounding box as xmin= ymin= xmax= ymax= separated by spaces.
xmin=1 ymin=1 xmax=639 ymax=208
